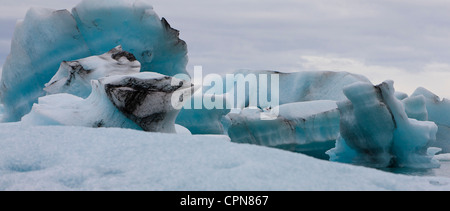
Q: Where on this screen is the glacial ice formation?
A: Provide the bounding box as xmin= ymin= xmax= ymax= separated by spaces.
xmin=327 ymin=81 xmax=440 ymax=169
xmin=227 ymin=100 xmax=340 ymax=159
xmin=0 ymin=0 xmax=188 ymax=122
xmin=410 ymin=87 xmax=450 ymax=153
xmin=0 ymin=104 xmax=3 ymax=120
xmin=177 ymin=70 xmax=369 ymax=135
xmin=0 ymin=7 xmax=91 ymax=122
xmin=22 ymin=72 xmax=194 ymax=133
xmin=402 ymin=95 xmax=428 ymax=121
xmin=45 ymin=45 xmax=141 ymax=98
xmin=176 ymin=93 xmax=231 ymax=134
xmin=230 ymin=70 xmax=371 ymax=108
xmin=72 ymin=0 xmax=188 ymax=76
xmin=220 ymin=70 xmax=370 ymax=157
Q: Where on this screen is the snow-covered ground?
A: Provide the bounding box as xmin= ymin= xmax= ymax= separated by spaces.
xmin=1 ymin=123 xmax=449 ymax=191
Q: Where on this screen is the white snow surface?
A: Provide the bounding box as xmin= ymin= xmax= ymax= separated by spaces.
xmin=1 ymin=123 xmax=449 ymax=191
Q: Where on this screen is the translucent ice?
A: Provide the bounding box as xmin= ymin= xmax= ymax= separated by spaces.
xmin=327 ymin=81 xmax=439 ymax=169
xmin=411 ymin=87 xmax=450 ymax=153
xmin=227 ymin=100 xmax=340 ymax=159
xmin=230 ymin=70 xmax=371 ymax=108
xmin=0 ymin=104 xmax=4 ymax=120
xmin=1 ymin=0 xmax=188 ymax=122
xmin=22 ymin=72 xmax=194 ymax=133
xmin=176 ymin=70 xmax=369 ymax=135
xmin=176 ymin=93 xmax=231 ymax=134
xmin=0 ymin=7 xmax=90 ymax=122
xmin=72 ymin=0 xmax=188 ymax=76
xmin=402 ymin=95 xmax=428 ymax=121
xmin=45 ymin=46 xmax=141 ymax=98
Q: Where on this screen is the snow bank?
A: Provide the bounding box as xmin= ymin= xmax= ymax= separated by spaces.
xmin=0 ymin=123 xmax=449 ymax=191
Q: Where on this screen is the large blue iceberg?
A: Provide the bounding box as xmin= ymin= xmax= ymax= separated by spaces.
xmin=223 ymin=70 xmax=370 ymax=158
xmin=21 ymin=46 xmax=193 ymax=133
xmin=410 ymin=88 xmax=450 ymax=153
xmin=23 ymin=70 xmax=194 ymax=133
xmin=327 ymin=81 xmax=440 ymax=169
xmin=227 ymin=100 xmax=340 ymax=159
xmin=0 ymin=8 xmax=90 ymax=122
xmin=0 ymin=0 xmax=188 ymax=122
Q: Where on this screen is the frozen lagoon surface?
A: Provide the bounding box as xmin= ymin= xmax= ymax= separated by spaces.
xmin=1 ymin=123 xmax=450 ymax=191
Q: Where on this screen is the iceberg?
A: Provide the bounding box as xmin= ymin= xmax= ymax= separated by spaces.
xmin=227 ymin=100 xmax=340 ymax=159
xmin=327 ymin=81 xmax=440 ymax=169
xmin=176 ymin=70 xmax=369 ymax=135
xmin=0 ymin=104 xmax=4 ymax=120
xmin=217 ymin=70 xmax=369 ymax=156
xmin=402 ymin=95 xmax=428 ymax=121
xmin=72 ymin=0 xmax=188 ymax=77
xmin=1 ymin=0 xmax=188 ymax=122
xmin=44 ymin=45 xmax=141 ymax=98
xmin=0 ymin=7 xmax=91 ymax=122
xmin=176 ymin=93 xmax=231 ymax=134
xmin=22 ymin=72 xmax=194 ymax=133
xmin=230 ymin=70 xmax=371 ymax=108
xmin=411 ymin=87 xmax=450 ymax=153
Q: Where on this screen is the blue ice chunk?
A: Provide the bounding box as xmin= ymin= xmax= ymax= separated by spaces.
xmin=411 ymin=87 xmax=450 ymax=127
xmin=411 ymin=87 xmax=450 ymax=153
xmin=0 ymin=8 xmax=91 ymax=122
xmin=44 ymin=45 xmax=141 ymax=98
xmin=22 ymin=72 xmax=194 ymax=133
xmin=395 ymin=91 xmax=408 ymax=100
xmin=230 ymin=70 xmax=371 ymax=108
xmin=72 ymin=0 xmax=188 ymax=76
xmin=0 ymin=104 xmax=4 ymax=120
xmin=402 ymin=95 xmax=428 ymax=121
xmin=175 ymin=94 xmax=230 ymax=134
xmin=328 ymin=81 xmax=440 ymax=169
xmin=227 ymin=100 xmax=340 ymax=159
xmin=1 ymin=1 xmax=188 ymax=122
xmin=177 ymin=70 xmax=368 ymax=135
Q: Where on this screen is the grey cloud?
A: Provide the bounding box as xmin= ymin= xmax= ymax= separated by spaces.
xmin=1 ymin=0 xmax=450 ymax=92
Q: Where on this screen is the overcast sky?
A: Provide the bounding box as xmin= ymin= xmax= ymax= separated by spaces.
xmin=1 ymin=0 xmax=450 ymax=98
